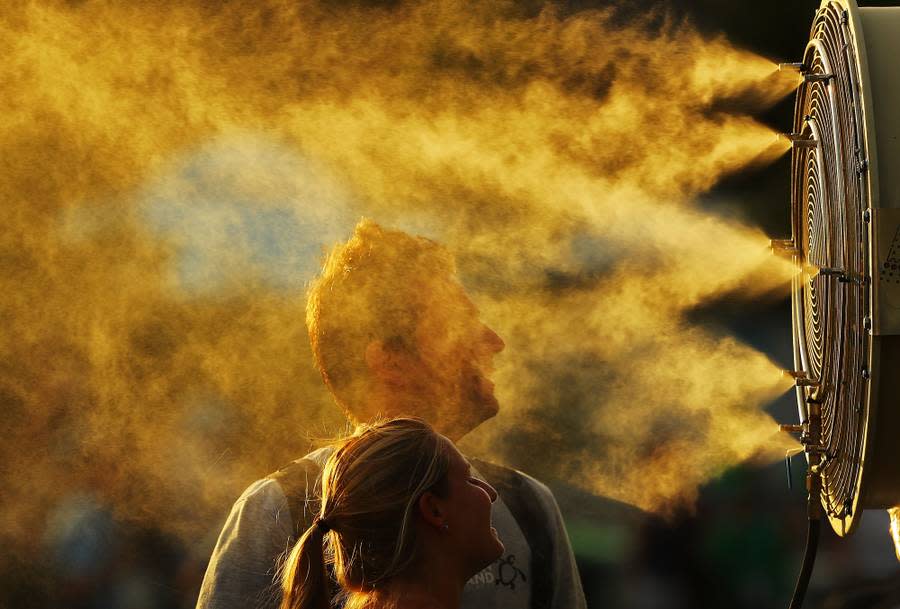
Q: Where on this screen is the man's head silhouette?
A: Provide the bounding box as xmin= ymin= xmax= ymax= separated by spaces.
xmin=307 ymin=219 xmax=505 ymax=440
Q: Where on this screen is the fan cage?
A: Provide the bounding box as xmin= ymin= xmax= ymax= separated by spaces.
xmin=791 ymin=0 xmax=871 ymax=536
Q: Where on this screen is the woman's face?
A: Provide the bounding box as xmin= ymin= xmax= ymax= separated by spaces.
xmin=438 ymin=441 xmax=505 ymax=575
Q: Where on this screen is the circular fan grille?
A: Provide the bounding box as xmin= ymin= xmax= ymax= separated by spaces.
xmin=791 ymin=1 xmax=871 ymax=534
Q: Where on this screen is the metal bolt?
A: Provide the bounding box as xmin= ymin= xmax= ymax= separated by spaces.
xmin=862 ymin=367 xmax=870 ymax=380
xmin=804 ymin=73 xmax=834 ymax=83
xmin=819 ymin=267 xmax=846 ymax=280
xmin=863 ymin=209 xmax=871 ymax=223
xmin=863 ymin=316 xmax=872 ymax=330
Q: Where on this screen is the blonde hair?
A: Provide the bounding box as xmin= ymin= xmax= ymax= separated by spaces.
xmin=306 ymin=219 xmax=455 ymax=419
xmin=279 ymin=417 xmax=452 ymax=609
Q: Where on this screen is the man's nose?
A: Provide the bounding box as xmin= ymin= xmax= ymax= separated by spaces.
xmin=482 ymin=325 xmax=505 ymax=354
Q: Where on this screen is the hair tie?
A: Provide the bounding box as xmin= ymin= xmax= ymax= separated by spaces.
xmin=313 ymin=516 xmax=332 ymax=533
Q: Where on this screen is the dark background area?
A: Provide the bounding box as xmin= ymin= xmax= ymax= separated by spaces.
xmin=9 ymin=2 xmax=900 ymax=609
xmin=568 ymin=2 xmax=900 ymax=609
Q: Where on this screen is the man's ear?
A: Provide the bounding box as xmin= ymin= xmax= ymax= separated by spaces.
xmin=417 ymin=491 xmax=446 ymax=530
xmin=364 ymin=339 xmax=412 ymax=385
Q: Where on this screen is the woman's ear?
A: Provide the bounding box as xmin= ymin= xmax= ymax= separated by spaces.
xmin=417 ymin=491 xmax=446 ymax=530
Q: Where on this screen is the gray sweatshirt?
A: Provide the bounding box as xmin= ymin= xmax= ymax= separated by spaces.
xmin=195 ymin=449 xmax=586 ymax=609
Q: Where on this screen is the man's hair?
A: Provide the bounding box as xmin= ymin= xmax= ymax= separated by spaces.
xmin=306 ymin=219 xmax=455 ymax=418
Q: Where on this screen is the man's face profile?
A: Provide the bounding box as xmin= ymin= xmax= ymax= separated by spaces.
xmin=411 ymin=273 xmax=505 ymax=437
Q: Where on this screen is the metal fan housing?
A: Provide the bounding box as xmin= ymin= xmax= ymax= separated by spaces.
xmin=790 ymin=0 xmax=900 ymax=537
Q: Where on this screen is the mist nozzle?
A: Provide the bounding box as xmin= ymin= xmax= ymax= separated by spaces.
xmin=771 ymin=238 xmax=799 ymax=257
xmin=783 ymin=370 xmax=820 ymax=388
xmin=778 ymin=62 xmax=807 ymax=73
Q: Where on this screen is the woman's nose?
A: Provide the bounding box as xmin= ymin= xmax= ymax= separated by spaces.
xmin=479 ymin=479 xmax=499 ymax=503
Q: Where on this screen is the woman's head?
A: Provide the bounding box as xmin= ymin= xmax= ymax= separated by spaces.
xmin=280 ymin=417 xmax=504 ymax=609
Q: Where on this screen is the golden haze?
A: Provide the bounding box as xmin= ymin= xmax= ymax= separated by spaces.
xmin=1 ymin=0 xmax=800 ymax=550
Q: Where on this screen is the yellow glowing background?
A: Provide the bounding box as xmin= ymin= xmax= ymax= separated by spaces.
xmin=2 ymin=0 xmax=801 ymax=550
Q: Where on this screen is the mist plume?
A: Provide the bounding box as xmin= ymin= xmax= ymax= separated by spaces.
xmin=1 ymin=0 xmax=800 ymax=561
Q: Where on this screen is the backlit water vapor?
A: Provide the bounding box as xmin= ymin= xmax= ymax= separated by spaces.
xmin=1 ymin=0 xmax=800 ymax=559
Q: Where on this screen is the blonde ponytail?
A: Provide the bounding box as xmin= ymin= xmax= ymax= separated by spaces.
xmin=279 ymin=518 xmax=332 ymax=609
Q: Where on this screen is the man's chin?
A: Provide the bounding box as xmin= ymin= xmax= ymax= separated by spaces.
xmin=474 ymin=374 xmax=499 ymax=413
xmin=479 ymin=394 xmax=500 ymax=419
xmin=464 ymin=391 xmax=500 ymax=430
xmin=440 ymin=393 xmax=499 ymax=441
